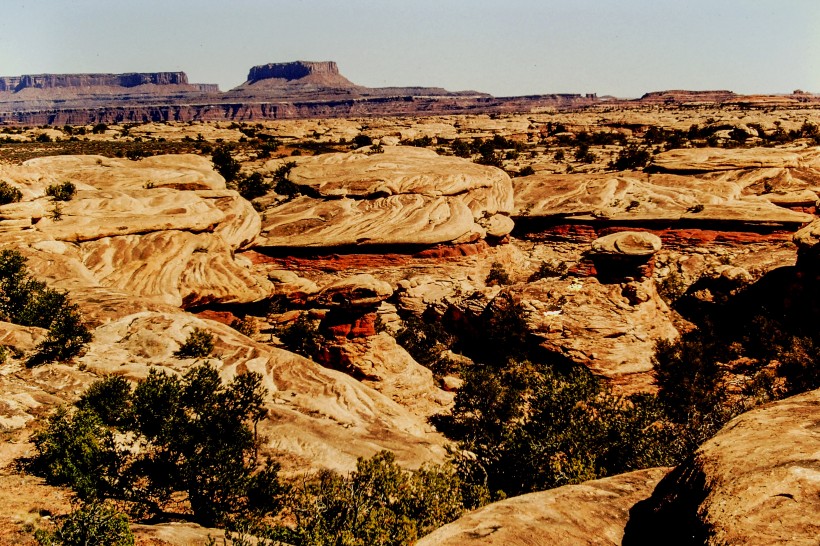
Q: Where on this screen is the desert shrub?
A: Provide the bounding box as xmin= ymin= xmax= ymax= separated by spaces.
xmin=174 ymin=327 xmax=214 ymax=359
xmin=45 ymin=182 xmax=77 ymax=201
xmin=529 ymin=259 xmax=569 ymax=281
xmin=277 ymin=451 xmax=476 ymax=546
xmin=435 ymin=361 xmax=682 ymax=497
xmin=231 ymin=316 xmax=259 ymax=338
xmin=0 ymin=181 xmax=22 ymax=205
xmin=656 ymin=267 xmax=688 ymax=303
xmin=34 ymin=501 xmax=134 ymax=546
xmin=485 ymin=261 xmax=511 ymax=286
xmin=450 ymin=139 xmax=471 ymax=158
xmin=277 ymin=313 xmax=326 ymax=360
xmin=516 ymin=165 xmax=535 ymax=177
xmin=272 ymin=161 xmax=300 ymax=197
xmin=0 ymin=250 xmax=91 ymax=365
xmin=353 ymin=134 xmax=373 ymax=148
xmin=30 ymin=407 xmax=122 ymax=501
xmin=235 ymin=172 xmax=272 ymax=200
xmin=31 ymin=364 xmax=283 ymax=527
xmin=609 ymin=144 xmax=651 ymax=171
xmin=574 ymin=144 xmax=596 ymax=163
xmin=396 ymin=314 xmax=455 ymax=369
xmin=553 ymin=149 xmax=565 ymax=162
xmin=212 ymin=146 xmax=240 ymax=183
xmin=91 ymin=123 xmax=108 ymax=134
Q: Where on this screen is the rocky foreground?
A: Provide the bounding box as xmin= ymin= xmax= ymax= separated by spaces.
xmin=0 ymin=109 xmax=819 ymax=543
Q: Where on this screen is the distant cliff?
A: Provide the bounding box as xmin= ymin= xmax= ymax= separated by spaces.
xmin=247 ymin=61 xmax=341 ymax=83
xmin=0 ymin=72 xmax=190 ymax=92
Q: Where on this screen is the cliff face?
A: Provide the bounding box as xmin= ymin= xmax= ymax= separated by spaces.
xmin=247 ymin=61 xmax=340 ymax=83
xmin=0 ymin=72 xmax=189 ymax=92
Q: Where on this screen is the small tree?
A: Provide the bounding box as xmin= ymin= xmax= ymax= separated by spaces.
xmin=212 ymin=146 xmax=240 ymax=183
xmin=45 ymin=182 xmax=77 ymax=202
xmin=174 ymin=327 xmax=214 ymax=359
xmin=34 ymin=502 xmax=134 ymax=546
xmin=485 ymin=262 xmax=511 ymax=286
xmin=0 ymin=181 xmax=22 ymax=205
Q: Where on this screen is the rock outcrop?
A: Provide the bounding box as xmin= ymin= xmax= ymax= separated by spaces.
xmin=257 ymin=147 xmax=514 ymax=249
xmin=623 ymin=389 xmax=820 ymax=545
xmin=417 ymin=467 xmax=670 ymax=546
xmin=247 ymin=61 xmax=353 ymax=86
xmin=0 ymin=154 xmax=270 ymax=308
xmin=0 ymin=72 xmax=189 ymax=92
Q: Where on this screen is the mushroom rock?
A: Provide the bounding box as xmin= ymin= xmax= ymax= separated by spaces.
xmin=313 ymin=274 xmax=393 ymax=309
xmin=588 ymin=231 xmax=662 ymax=282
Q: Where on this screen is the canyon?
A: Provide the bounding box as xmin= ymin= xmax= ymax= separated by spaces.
xmin=0 ymin=84 xmax=818 ymax=544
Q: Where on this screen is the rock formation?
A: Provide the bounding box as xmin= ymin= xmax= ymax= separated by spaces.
xmin=623 ymin=389 xmax=820 ymax=545
xmin=417 ymin=468 xmax=670 ymax=546
xmin=257 ymin=146 xmax=514 ymax=249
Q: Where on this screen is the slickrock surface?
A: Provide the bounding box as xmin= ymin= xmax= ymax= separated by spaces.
xmin=417 ymin=467 xmax=670 ymax=546
xmin=326 ymin=333 xmax=454 ymax=418
xmin=258 ymin=147 xmax=514 ymax=248
xmin=513 ymin=171 xmax=813 ymax=226
xmin=649 ymin=147 xmax=803 ymax=172
xmin=0 ymin=155 xmax=270 ymax=308
xmin=73 ymin=312 xmax=448 ymax=472
xmin=518 ymin=277 xmax=677 ymax=392
xmin=623 ymin=389 xmax=820 ymax=545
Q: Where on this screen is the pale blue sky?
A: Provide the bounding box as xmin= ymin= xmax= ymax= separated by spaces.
xmin=1 ymin=0 xmax=818 ymax=98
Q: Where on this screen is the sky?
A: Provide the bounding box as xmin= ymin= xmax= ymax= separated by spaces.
xmin=1 ymin=0 xmax=818 ymax=98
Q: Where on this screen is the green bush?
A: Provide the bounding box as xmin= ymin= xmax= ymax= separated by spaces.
xmin=34 ymin=502 xmax=134 ymax=546
xmin=174 ymin=327 xmax=214 ymax=359
xmin=0 ymin=181 xmax=22 ymax=205
xmin=235 ymin=172 xmax=272 ymax=200
xmin=485 ymin=262 xmax=511 ymax=286
xmin=278 ymin=451 xmax=475 ymax=546
xmin=277 ymin=314 xmax=326 ymax=360
xmin=212 ymin=146 xmax=240 ymax=183
xmin=435 ymin=362 xmax=683 ymax=497
xmin=395 ymin=314 xmax=455 ymax=370
xmin=31 ymin=364 xmax=283 ymax=527
xmin=609 ymin=144 xmax=651 ymax=171
xmin=45 ymin=182 xmax=76 ymax=202
xmin=0 ymin=250 xmax=91 ymax=365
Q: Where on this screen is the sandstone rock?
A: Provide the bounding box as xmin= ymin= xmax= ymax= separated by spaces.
xmin=650 ymin=147 xmax=802 ymax=172
xmin=314 ymin=274 xmax=393 ymax=308
xmin=417 ymin=467 xmax=670 ymax=546
xmin=591 ymin=232 xmax=662 ymax=256
xmin=257 ymin=147 xmax=513 ymax=248
xmin=519 ymin=277 xmax=678 ymax=392
xmin=286 ymin=146 xmax=511 ymax=199
xmin=323 ymin=333 xmax=453 ymax=418
xmin=793 ymin=218 xmax=820 ymax=253
xmin=624 ymin=389 xmax=820 ymax=545
xmin=513 ymin=171 xmax=813 ymax=227
xmin=77 ymin=312 xmax=448 ymax=473
xmin=479 ymin=213 xmax=515 ymax=237
xmin=21 ymin=154 xmax=225 ymax=191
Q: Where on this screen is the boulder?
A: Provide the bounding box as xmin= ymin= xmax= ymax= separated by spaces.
xmin=417 ymin=468 xmax=670 ymax=546
xmin=314 ymin=274 xmax=393 ymax=308
xmin=591 ymin=232 xmax=662 ymax=256
xmin=624 ymin=389 xmax=820 ymax=545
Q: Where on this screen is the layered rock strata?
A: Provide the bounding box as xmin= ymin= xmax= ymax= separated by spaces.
xmin=257 ymin=146 xmax=514 ymax=249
